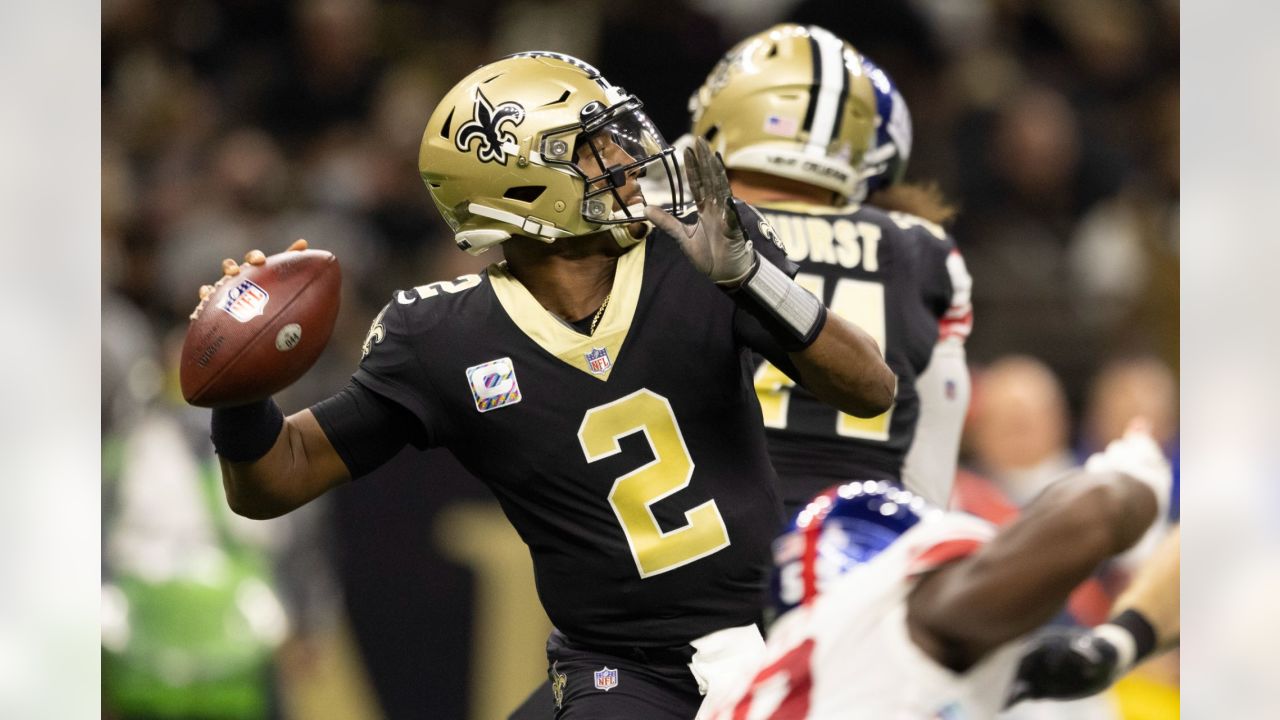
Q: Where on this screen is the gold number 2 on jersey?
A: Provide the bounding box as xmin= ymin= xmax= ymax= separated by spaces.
xmin=578 ymin=389 xmax=731 ymax=578
xmin=755 ymin=273 xmax=894 ymax=440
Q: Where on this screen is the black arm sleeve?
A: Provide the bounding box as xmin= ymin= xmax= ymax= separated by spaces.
xmin=310 ymin=379 xmax=430 ymax=479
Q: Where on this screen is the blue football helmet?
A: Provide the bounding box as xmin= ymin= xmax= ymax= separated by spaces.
xmin=769 ymin=481 xmax=932 ymax=618
xmin=856 ymin=56 xmax=913 ymax=200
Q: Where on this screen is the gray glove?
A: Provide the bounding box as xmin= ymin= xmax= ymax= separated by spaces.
xmin=644 ymin=137 xmax=757 ymax=286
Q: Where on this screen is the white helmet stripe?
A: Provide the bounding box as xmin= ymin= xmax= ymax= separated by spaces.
xmin=803 ymin=26 xmax=848 ymax=157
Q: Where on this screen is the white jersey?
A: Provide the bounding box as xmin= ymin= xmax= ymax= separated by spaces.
xmin=702 ymin=513 xmax=1023 ymax=720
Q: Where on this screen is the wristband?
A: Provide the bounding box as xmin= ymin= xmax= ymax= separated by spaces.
xmin=731 ymin=252 xmax=827 ymax=351
xmin=1105 ymin=608 xmax=1158 ymax=669
xmin=211 ymin=397 xmax=284 ymax=462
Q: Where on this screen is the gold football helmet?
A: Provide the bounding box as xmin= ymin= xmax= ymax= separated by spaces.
xmin=689 ymin=25 xmax=877 ymax=202
xmin=419 ymin=52 xmax=683 ymax=254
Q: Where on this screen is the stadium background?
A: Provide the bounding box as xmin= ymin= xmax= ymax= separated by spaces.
xmin=100 ymin=0 xmax=1179 ymax=718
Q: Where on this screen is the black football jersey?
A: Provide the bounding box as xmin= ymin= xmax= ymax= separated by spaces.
xmin=751 ymin=202 xmax=971 ymax=505
xmin=338 ymin=218 xmax=797 ymax=648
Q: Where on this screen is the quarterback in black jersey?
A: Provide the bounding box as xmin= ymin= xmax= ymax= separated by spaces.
xmin=198 ymin=53 xmax=894 ymax=719
xmin=326 ymin=208 xmax=798 ymax=649
xmin=688 ymin=25 xmax=974 ymax=513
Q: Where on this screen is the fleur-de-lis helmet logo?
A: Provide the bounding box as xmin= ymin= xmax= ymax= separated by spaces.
xmin=455 ymin=89 xmax=526 ymax=165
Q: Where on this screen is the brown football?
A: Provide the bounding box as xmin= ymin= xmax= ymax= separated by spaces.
xmin=180 ymin=249 xmax=341 ymax=408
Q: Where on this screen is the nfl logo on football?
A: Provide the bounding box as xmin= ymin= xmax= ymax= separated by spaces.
xmin=585 ymin=347 xmax=611 ymax=375
xmin=593 ymin=666 xmax=619 ymax=692
xmin=220 ymin=279 xmax=270 ymax=323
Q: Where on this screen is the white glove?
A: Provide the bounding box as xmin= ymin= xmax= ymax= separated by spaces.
xmin=644 ymin=137 xmax=757 ymax=286
xmin=1084 ymin=418 xmax=1172 ymax=518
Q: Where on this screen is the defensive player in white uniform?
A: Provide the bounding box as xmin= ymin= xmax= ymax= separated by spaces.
xmin=700 ymin=425 xmax=1169 ymax=719
xmin=687 ymin=25 xmax=973 ymax=511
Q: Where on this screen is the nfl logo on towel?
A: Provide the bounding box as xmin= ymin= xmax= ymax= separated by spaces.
xmin=593 ymin=667 xmax=619 ymax=691
xmin=585 ymin=347 xmax=611 ymax=375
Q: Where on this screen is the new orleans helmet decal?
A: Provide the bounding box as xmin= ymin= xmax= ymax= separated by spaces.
xmin=454 ymin=89 xmax=526 ymax=165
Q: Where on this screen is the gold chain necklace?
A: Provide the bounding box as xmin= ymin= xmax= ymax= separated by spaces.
xmin=589 ymin=293 xmax=612 ymax=335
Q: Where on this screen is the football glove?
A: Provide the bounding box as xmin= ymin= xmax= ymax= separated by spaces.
xmin=644 ymin=136 xmax=756 ymax=286
xmin=644 ymin=138 xmax=825 ymax=349
xmin=1084 ymin=418 xmax=1172 ymax=522
xmin=1006 ymin=626 xmax=1123 ymax=705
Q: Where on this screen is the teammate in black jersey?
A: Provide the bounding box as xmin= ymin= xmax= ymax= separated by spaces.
xmin=688 ymin=25 xmax=974 ymax=513
xmin=196 ymin=53 xmax=893 ymax=719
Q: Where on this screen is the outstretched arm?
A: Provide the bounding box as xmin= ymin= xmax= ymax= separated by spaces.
xmin=193 ymin=240 xmax=354 ymax=519
xmin=905 ymin=429 xmax=1169 ymax=672
xmin=1113 ymin=524 xmax=1180 ymax=649
xmin=1007 ymin=525 xmax=1180 ymax=704
xmin=646 ymin=137 xmax=895 ymax=417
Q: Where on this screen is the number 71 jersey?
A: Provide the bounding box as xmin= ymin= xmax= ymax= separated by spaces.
xmin=752 ymin=202 xmax=973 ymax=505
xmin=354 ymin=231 xmax=791 ymax=649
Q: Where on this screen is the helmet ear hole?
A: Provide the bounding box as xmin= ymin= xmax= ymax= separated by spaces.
xmin=703 ymin=126 xmax=719 ymax=142
xmin=503 ymin=185 xmax=547 ymax=203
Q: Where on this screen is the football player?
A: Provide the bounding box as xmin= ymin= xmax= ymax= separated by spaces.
xmin=197 ymin=52 xmax=895 ymax=719
xmin=699 ymin=425 xmax=1169 ymax=719
xmin=688 ymin=25 xmax=973 ymax=512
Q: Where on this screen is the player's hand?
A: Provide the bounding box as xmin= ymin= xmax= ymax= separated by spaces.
xmin=1005 ymin=626 xmax=1121 ymax=706
xmin=1083 ymin=417 xmax=1171 ymax=517
xmin=190 ymin=239 xmax=308 ymax=320
xmin=644 ymin=137 xmax=756 ymax=286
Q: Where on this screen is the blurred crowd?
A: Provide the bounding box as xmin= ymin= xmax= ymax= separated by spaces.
xmin=101 ymin=0 xmax=1179 ymax=718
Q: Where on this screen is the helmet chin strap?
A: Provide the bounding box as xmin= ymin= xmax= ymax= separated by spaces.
xmin=608 ymin=203 xmax=650 ymax=247
xmin=610 ymin=221 xmax=650 ymax=248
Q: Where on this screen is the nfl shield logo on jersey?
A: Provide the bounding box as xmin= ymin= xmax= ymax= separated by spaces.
xmin=466 ymin=357 xmax=523 ymax=413
xmin=585 ymin=347 xmax=611 ymax=375
xmin=593 ymin=666 xmax=619 ymax=691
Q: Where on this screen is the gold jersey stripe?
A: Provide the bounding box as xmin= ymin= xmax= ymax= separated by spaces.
xmin=488 ymin=239 xmax=646 ymax=381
